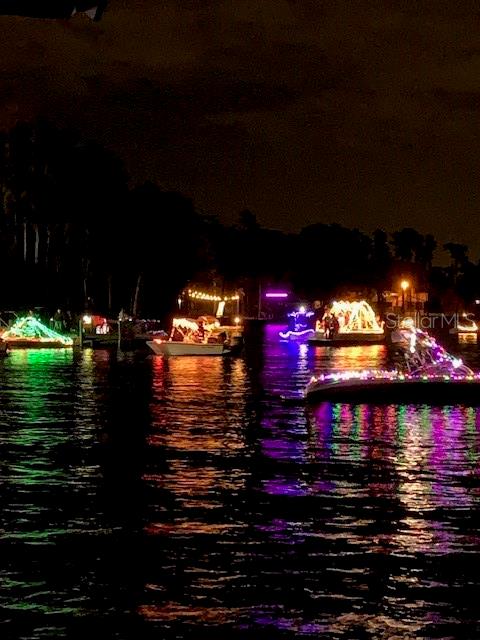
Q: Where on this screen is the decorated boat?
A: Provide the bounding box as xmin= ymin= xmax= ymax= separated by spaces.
xmin=147 ymin=316 xmax=241 ymax=357
xmin=305 ymin=322 xmax=480 ymax=403
xmin=307 ymin=300 xmax=384 ymax=346
xmin=449 ymin=313 xmax=478 ymax=335
xmin=279 ymin=305 xmax=315 ymax=340
xmin=0 ymin=316 xmax=73 ymax=349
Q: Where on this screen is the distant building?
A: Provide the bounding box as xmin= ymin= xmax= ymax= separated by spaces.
xmin=382 ymin=287 xmax=428 ymax=313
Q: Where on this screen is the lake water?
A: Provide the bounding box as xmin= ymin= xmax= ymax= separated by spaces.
xmin=1 ymin=325 xmax=480 ymax=639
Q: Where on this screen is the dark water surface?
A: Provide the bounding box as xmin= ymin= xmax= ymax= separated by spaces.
xmin=2 ymin=325 xmax=480 ymax=639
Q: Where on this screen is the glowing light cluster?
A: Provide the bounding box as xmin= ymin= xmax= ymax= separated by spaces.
xmin=321 ymin=300 xmax=384 ymax=334
xmin=279 ymin=305 xmax=315 ymax=339
xmin=279 ymin=329 xmax=314 ymax=339
xmin=310 ymin=369 xmax=480 ymax=384
xmin=172 ymin=317 xmax=220 ymax=332
xmin=456 ymin=314 xmax=478 ymax=332
xmin=288 ymin=307 xmax=314 ymax=318
xmin=187 ymin=289 xmax=239 ymax=302
xmin=2 ymin=317 xmax=73 ymax=346
xmin=457 ymin=323 xmax=478 ymax=332
xmin=392 ymin=325 xmax=473 ymax=376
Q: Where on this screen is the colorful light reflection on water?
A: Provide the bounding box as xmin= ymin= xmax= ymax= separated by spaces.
xmin=250 ymin=325 xmax=480 ymax=637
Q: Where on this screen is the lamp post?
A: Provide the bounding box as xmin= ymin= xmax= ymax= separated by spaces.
xmin=401 ymin=280 xmax=409 ymax=314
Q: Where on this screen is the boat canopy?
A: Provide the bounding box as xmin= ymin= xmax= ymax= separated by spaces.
xmin=172 ymin=317 xmax=220 ymax=332
xmin=325 ymin=300 xmax=384 ymax=334
xmin=1 ymin=316 xmax=73 ymax=346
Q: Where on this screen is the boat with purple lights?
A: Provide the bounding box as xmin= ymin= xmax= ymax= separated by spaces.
xmin=279 ymin=305 xmax=315 ymax=340
xmin=305 ymin=321 xmax=480 ymax=403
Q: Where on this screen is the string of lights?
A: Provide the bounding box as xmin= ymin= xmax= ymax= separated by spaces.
xmin=1 ymin=316 xmax=73 ymax=346
xmin=186 ymin=289 xmax=240 ymax=302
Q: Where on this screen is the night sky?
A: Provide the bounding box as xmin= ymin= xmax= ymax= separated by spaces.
xmin=1 ymin=1 xmax=479 ymax=257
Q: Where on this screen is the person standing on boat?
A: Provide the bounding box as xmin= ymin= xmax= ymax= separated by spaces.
xmin=330 ymin=314 xmax=340 ymax=339
xmin=323 ymin=312 xmax=331 ymax=338
xmin=196 ymin=319 xmax=206 ymax=343
xmin=313 ymin=301 xmax=323 ymax=333
xmin=53 ymin=308 xmax=65 ymax=333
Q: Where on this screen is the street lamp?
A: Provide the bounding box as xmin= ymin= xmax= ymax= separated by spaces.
xmin=400 ymin=280 xmax=410 ymax=313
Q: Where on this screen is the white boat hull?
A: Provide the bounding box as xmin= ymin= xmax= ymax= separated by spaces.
xmin=278 ymin=329 xmax=315 ymax=341
xmin=305 ymin=377 xmax=480 ymax=403
xmin=147 ymin=340 xmax=229 ymax=356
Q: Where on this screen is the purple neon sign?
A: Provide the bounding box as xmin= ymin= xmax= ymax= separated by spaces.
xmin=265 ymin=292 xmax=288 ymax=298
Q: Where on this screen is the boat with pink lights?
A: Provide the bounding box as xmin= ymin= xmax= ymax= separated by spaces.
xmin=305 ymin=322 xmax=480 ymax=403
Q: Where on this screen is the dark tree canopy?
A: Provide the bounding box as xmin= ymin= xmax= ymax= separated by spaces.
xmin=0 ymin=1 xmax=106 ymax=20
xmin=1 ymin=121 xmax=479 ymax=320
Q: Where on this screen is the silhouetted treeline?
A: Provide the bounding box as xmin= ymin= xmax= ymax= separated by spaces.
xmin=0 ymin=122 xmax=202 ymax=318
xmin=0 ymin=1 xmax=106 ymax=20
xmin=1 ymin=121 xmax=479 ymax=318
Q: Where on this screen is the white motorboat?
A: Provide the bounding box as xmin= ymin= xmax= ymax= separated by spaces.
xmin=146 ymin=316 xmax=237 ymax=357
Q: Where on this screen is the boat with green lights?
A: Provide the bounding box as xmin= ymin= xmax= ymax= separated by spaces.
xmin=0 ymin=316 xmax=73 ymax=349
